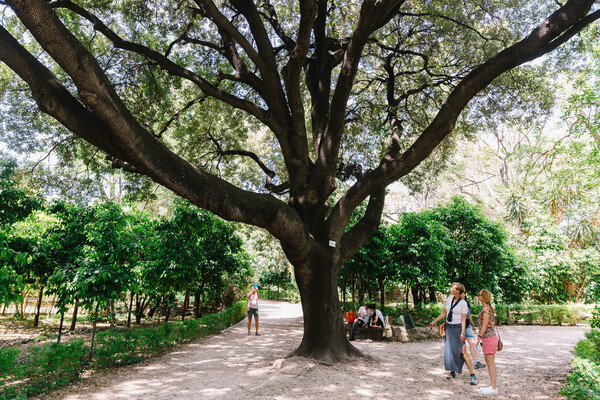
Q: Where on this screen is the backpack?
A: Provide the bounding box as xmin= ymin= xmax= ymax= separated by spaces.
xmin=345 ymin=311 xmax=357 ymax=324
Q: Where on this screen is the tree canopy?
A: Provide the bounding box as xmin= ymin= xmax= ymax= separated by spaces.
xmin=1 ymin=0 xmax=599 ymax=363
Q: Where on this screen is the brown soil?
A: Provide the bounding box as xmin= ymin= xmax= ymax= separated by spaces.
xmin=31 ymin=300 xmax=585 ymax=400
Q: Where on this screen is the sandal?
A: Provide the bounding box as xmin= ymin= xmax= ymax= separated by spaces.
xmin=447 ymin=371 xmax=456 ymax=379
xmin=470 ymin=374 xmax=477 ymax=385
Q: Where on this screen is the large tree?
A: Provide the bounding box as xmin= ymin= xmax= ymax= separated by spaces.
xmin=1 ymin=0 xmax=599 ymax=363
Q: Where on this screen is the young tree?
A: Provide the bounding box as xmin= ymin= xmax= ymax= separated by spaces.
xmin=0 ymin=159 xmax=41 ymax=307
xmin=1 ymin=0 xmax=599 ymax=363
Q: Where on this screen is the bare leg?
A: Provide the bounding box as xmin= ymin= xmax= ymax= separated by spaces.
xmin=467 ymin=337 xmax=477 ymax=360
xmin=462 ymin=344 xmax=475 ymax=374
xmin=247 ymin=316 xmax=252 ymax=334
xmin=255 ymin=317 xmax=259 ymax=334
xmin=484 ymin=353 xmax=497 ymax=388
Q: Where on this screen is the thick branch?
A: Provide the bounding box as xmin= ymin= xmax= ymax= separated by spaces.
xmin=50 ymin=0 xmax=271 ymax=127
xmin=328 ymin=0 xmax=599 ymax=236
xmin=320 ymin=0 xmax=406 ymax=169
xmin=2 ymin=0 xmax=310 ymax=253
xmin=338 ymin=187 xmax=386 ymax=264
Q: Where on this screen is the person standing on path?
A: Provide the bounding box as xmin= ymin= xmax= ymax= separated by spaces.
xmin=429 ymin=283 xmax=478 ymax=385
xmin=247 ymin=284 xmax=260 ymax=336
xmin=475 ymin=289 xmax=499 ymax=396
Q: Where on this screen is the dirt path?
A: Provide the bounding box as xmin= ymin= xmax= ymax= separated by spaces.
xmin=38 ymin=300 xmax=586 ymax=400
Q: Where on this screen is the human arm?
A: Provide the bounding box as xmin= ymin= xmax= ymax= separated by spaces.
xmin=460 ymin=312 xmax=467 ymax=342
xmin=475 ymin=310 xmax=490 ymax=346
xmin=429 ymin=308 xmax=447 ymax=328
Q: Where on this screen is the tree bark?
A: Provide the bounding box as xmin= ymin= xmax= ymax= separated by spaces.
xmin=290 ymin=251 xmax=363 ymax=364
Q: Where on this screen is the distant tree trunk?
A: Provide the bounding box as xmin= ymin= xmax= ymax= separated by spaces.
xmin=148 ymin=299 xmax=159 ymax=318
xmin=182 ymin=291 xmax=190 ymax=322
xmin=164 ymin=306 xmax=170 ymax=323
xmin=127 ymin=292 xmax=134 ymax=327
xmin=135 ymin=294 xmax=153 ymax=324
xmin=367 ymin=288 xmax=374 ymax=302
xmin=33 ymin=285 xmax=45 ymax=328
xmin=47 ymin=294 xmax=56 ymax=317
xmin=70 ymin=299 xmax=79 ymax=331
xmin=89 ymin=301 xmax=100 ymax=363
xmin=19 ymin=289 xmax=30 ymax=320
xmin=57 ymin=311 xmax=65 ymax=343
xmin=2 ymin=303 xmax=6 ymax=315
xmin=411 ymin=287 xmax=422 ymax=305
xmin=194 ymin=291 xmax=201 ymax=319
xmin=429 ymin=287 xmax=437 ymax=304
xmin=351 ymin=276 xmax=356 ymax=310
xmin=377 ymin=276 xmax=385 ymax=308
xmin=110 ymin=301 xmax=116 ymax=326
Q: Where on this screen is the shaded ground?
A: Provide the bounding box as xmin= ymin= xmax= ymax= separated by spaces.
xmin=35 ymin=300 xmax=585 ymax=400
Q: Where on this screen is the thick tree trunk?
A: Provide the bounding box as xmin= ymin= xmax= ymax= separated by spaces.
xmin=290 ymin=252 xmax=363 ymax=365
xmin=70 ymin=299 xmax=79 ymax=331
xmin=33 ymin=285 xmax=44 ymax=328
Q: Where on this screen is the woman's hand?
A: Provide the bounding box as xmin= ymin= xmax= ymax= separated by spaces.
xmin=460 ymin=332 xmax=465 ymax=342
xmin=428 ymin=320 xmax=436 ymax=328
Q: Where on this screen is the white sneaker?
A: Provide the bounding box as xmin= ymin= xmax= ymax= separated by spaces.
xmin=481 ymin=386 xmax=498 ymax=395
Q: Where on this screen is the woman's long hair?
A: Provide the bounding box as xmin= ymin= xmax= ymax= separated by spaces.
xmin=479 ymin=289 xmax=495 ymax=314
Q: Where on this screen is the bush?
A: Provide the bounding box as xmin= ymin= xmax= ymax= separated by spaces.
xmin=560 ymin=330 xmax=600 ymax=399
xmin=94 ymin=329 xmax=145 ymax=368
xmin=0 ymin=346 xmax=20 ymax=377
xmin=1 ymin=339 xmax=87 ymax=398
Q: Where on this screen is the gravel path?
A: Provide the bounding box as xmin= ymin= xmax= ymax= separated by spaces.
xmin=38 ymin=300 xmax=586 ymax=400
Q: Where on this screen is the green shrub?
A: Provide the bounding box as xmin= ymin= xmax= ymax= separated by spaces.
xmin=178 ymin=319 xmax=200 ymax=341
xmin=94 ymin=329 xmax=145 ymax=369
xmin=0 ymin=346 xmax=20 ymax=377
xmin=560 ymin=347 xmax=600 ymax=399
xmin=560 ymin=326 xmax=600 ymax=399
xmin=15 ymin=339 xmax=87 ymax=396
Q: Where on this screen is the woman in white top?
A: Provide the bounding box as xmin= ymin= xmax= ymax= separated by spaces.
xmin=246 ymin=284 xmax=260 ymax=336
xmin=429 ymin=283 xmax=477 ymax=384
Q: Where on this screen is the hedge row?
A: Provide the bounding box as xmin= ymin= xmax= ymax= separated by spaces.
xmin=342 ymin=303 xmax=597 ymax=327
xmin=0 ymin=301 xmax=247 ymax=399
